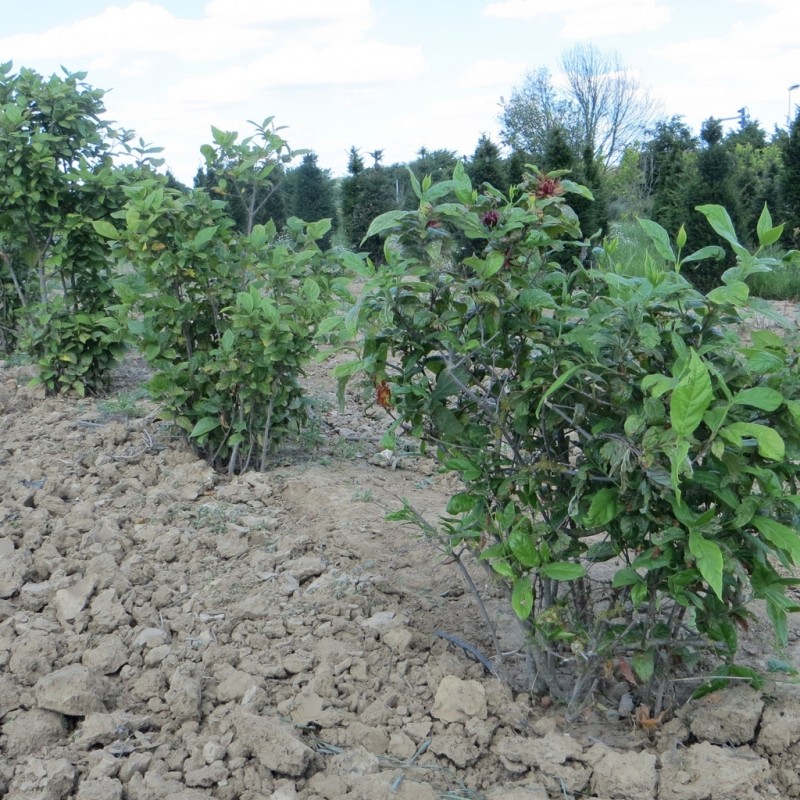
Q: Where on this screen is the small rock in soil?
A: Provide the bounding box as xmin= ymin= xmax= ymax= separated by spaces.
xmin=431 ymin=675 xmax=487 ymax=723
xmin=35 ymin=665 xmax=107 ymax=716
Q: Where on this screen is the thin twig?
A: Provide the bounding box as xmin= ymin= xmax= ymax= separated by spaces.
xmin=450 ymin=547 xmax=505 ymax=667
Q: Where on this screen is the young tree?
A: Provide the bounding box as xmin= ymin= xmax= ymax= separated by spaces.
xmin=641 ymin=117 xmax=698 ymax=236
xmin=505 ymin=149 xmax=530 ymax=186
xmin=541 ymin=126 xmax=607 ymax=238
xmin=195 ymin=118 xmax=298 ymax=235
xmin=0 ymin=62 xmax=140 ymax=390
xmin=409 ymin=147 xmax=459 ymax=185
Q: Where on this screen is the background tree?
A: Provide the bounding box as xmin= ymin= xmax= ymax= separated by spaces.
xmin=499 ymin=67 xmax=580 ymax=162
xmin=500 ymin=46 xmax=658 ymax=171
xmin=782 ymin=107 xmax=800 ymax=249
xmin=505 ymin=149 xmax=529 ymax=186
xmin=466 ymin=134 xmax=506 ymax=189
xmin=640 ymin=117 xmax=698 ymax=236
xmin=541 ymin=125 xmax=607 ymax=239
xmin=284 ymin=152 xmax=337 ymax=247
xmin=560 ymin=42 xmax=659 ymax=167
xmin=340 ymin=146 xmax=395 ymax=261
xmin=388 ymin=147 xmax=460 ymax=210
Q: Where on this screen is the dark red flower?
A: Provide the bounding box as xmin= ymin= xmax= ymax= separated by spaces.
xmin=480 ymin=210 xmax=500 ymax=228
xmin=535 ymin=176 xmax=565 ymax=199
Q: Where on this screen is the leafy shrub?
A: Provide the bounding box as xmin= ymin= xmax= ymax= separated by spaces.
xmin=344 ymin=165 xmax=800 ymax=718
xmin=0 ymin=63 xmax=156 ymax=393
xmin=101 ymin=125 xmax=350 ymax=472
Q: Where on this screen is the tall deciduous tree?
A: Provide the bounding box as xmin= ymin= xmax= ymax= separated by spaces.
xmin=499 ymin=67 xmax=580 ymax=161
xmin=500 ymin=45 xmax=658 ymax=169
xmin=560 ymin=42 xmax=658 ymax=166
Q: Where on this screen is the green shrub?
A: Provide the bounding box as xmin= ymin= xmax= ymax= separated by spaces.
xmin=344 ymin=165 xmax=800 ymax=717
xmin=0 ymin=63 xmax=141 ymax=390
xmin=102 ymin=124 xmax=350 ymax=473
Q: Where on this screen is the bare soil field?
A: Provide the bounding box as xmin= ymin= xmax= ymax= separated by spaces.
xmin=2 ymin=305 xmax=800 ymax=799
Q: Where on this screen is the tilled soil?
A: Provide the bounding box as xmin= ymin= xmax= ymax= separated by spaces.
xmin=2 ymin=346 xmax=800 ymax=800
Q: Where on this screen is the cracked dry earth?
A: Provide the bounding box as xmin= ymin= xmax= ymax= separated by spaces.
xmin=2 ymin=342 xmax=800 ymax=800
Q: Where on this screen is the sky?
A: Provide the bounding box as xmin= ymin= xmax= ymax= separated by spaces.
xmin=1 ymin=0 xmax=799 ymax=183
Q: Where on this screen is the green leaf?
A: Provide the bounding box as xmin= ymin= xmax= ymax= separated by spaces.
xmin=535 ymin=364 xmax=581 ymax=418
xmin=696 ymin=204 xmax=741 ymax=249
xmin=688 ymin=530 xmax=723 ymax=600
xmin=681 ymin=245 xmax=725 ymax=265
xmin=731 ymin=387 xmax=783 ymax=412
xmin=237 ymin=291 xmax=255 ymax=313
xmin=676 ymin=224 xmax=687 ymax=250
xmin=363 ymin=210 xmax=407 ymax=241
xmin=612 ymin=566 xmax=642 ymax=588
xmin=584 ymin=487 xmax=620 ymax=528
xmin=511 ymin=577 xmax=534 ymax=619
xmin=508 ymin=528 xmax=539 ymax=568
xmin=753 ymin=517 xmax=800 ymax=563
xmin=632 ymin=651 xmax=655 ymax=683
xmin=670 ymin=350 xmax=712 ymax=438
xmin=539 ymin=562 xmax=585 ymax=581
xmin=720 ymin=422 xmax=785 ymax=460
xmin=221 ymin=329 xmax=235 ymax=351
xmin=475 ymin=250 xmax=505 ymax=278
xmin=407 ymin=167 xmax=422 ymax=200
xmin=519 ymin=287 xmax=556 ymax=309
xmin=706 ymin=281 xmax=749 ymax=305
xmin=692 ymin=665 xmax=763 ymax=699
xmin=637 ymin=218 xmax=675 ymax=262
xmin=302 ymin=277 xmax=321 ymax=302
xmin=560 ymin=179 xmax=594 ymax=200
xmin=189 ymin=416 xmax=221 ymax=439
xmin=756 ymin=204 xmax=784 ymax=248
xmin=92 ymin=219 xmax=119 ymax=239
xmin=446 ymin=492 xmax=478 ymax=514
xmin=193 ymin=226 xmax=218 ymax=248
xmin=786 ymin=400 xmax=800 ymax=427
xmin=249 ymin=224 xmax=268 ymax=249
xmin=492 ymin=560 xmax=515 ymax=579
xmin=307 ymin=218 xmax=332 ymax=240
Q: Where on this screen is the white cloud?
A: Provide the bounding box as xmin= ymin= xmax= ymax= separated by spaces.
xmin=650 ymin=0 xmax=800 ymax=128
xmin=482 ymin=0 xmax=671 ymax=38
xmin=0 ymin=2 xmax=272 ymax=68
xmin=204 ymin=0 xmax=373 ymax=24
xmin=456 ymin=59 xmax=527 ymax=89
xmin=165 ymin=40 xmax=424 ymax=112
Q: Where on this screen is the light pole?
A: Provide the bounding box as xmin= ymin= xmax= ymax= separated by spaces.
xmin=789 ymin=83 xmax=800 ymax=127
